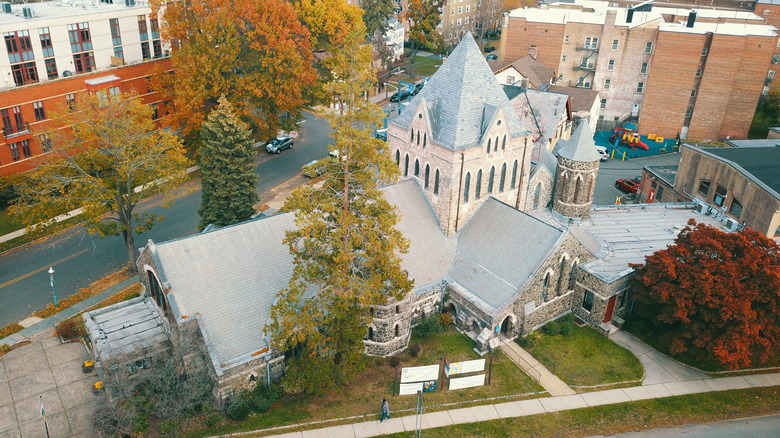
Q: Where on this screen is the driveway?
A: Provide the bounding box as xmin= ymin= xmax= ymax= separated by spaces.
xmin=610 ymin=330 xmax=709 ymax=385
xmin=0 ymin=332 xmax=100 ymax=438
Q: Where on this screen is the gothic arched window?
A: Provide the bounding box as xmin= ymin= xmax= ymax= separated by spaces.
xmin=511 ymin=160 xmax=518 ymax=189
xmin=533 ymin=183 xmax=541 ymax=209
xmin=423 ymin=133 xmax=427 ymax=148
xmin=404 ymin=154 xmax=409 ymax=177
xmin=425 ymin=164 xmax=430 ymax=188
xmin=414 ymin=159 xmax=420 ymax=176
xmin=476 ymin=169 xmax=483 ymax=199
xmin=464 ymin=172 xmax=471 ymax=202
xmin=395 ymin=149 xmax=400 ymax=166
xmin=434 ymin=169 xmax=440 ymax=195
xmin=499 ymin=163 xmax=507 ymax=192
xmin=487 ymin=139 xmax=491 ymax=154
xmin=502 ymin=135 xmax=506 ymax=151
xmin=488 ymin=166 xmax=495 ymax=194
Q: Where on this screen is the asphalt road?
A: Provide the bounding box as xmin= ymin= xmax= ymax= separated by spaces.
xmin=589 ymin=414 xmax=780 ymax=438
xmin=0 ymin=111 xmax=332 ymax=328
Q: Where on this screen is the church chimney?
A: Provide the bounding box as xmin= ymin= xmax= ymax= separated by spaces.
xmin=528 ymin=44 xmax=538 ymax=59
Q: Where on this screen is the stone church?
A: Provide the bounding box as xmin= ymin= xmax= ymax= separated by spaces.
xmin=84 ymin=33 xmax=721 ymax=400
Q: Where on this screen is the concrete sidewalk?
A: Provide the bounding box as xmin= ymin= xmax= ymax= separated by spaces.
xmin=499 ymin=340 xmax=575 ymax=396
xmin=0 ymin=278 xmax=138 ymax=348
xmin=221 ymin=373 xmax=780 ymax=438
xmin=610 ymin=331 xmax=709 ymax=385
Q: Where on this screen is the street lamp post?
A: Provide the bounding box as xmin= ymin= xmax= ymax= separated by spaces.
xmin=48 ymin=267 xmax=58 ymax=307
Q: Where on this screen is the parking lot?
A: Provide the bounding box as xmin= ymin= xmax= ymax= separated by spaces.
xmin=592 ymin=152 xmax=682 ymax=206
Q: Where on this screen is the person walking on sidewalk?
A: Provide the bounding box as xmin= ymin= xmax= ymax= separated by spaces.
xmin=379 ymin=398 xmax=390 ymax=422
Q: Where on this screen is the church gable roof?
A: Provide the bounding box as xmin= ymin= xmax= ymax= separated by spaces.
xmin=392 ymin=33 xmax=528 ymax=151
xmin=448 ymin=197 xmax=565 ymax=313
xmin=557 ymin=122 xmax=600 ymax=162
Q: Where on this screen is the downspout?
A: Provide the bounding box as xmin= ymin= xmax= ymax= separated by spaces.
xmin=454 ymin=151 xmax=465 ymax=232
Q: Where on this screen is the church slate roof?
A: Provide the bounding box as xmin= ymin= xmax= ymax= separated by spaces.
xmin=556 ymin=121 xmax=601 ymax=162
xmin=391 ymin=33 xmax=528 ymax=151
xmin=150 ymin=181 xmax=454 ymax=368
xmin=448 ymin=197 xmax=565 ymax=314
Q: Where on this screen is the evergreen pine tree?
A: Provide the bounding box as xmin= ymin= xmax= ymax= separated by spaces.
xmin=198 ymin=95 xmax=258 ymax=229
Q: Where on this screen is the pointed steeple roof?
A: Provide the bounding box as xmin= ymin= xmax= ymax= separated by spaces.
xmin=556 ymin=122 xmax=600 ymax=162
xmin=391 ymin=33 xmax=529 ymax=151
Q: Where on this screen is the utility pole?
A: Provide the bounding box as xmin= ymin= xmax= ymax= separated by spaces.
xmin=48 ymin=267 xmax=58 ymax=307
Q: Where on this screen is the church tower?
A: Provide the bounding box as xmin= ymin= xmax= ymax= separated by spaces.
xmin=386 ymin=33 xmax=533 ymax=235
xmin=552 ymin=122 xmax=601 ymax=218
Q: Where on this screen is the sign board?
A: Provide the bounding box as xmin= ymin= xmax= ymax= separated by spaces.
xmin=449 ymin=374 xmax=486 ymax=390
xmin=445 ymin=359 xmax=485 ymax=377
xmin=400 ymin=364 xmax=439 ymax=383
xmin=399 ymin=382 xmax=423 ymax=395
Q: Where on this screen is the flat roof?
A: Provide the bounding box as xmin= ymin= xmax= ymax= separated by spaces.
xmin=644 ymin=164 xmax=678 ymax=187
xmin=699 ymin=146 xmax=780 ymax=196
xmin=0 ymin=1 xmax=149 ymax=26
xmin=725 ymin=138 xmax=780 ymax=148
xmin=579 ymin=203 xmax=726 ymax=282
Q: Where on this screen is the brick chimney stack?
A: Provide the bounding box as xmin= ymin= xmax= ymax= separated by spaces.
xmin=529 ymin=44 xmax=538 ymax=59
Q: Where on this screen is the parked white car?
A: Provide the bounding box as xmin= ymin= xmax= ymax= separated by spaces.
xmin=595 ymin=146 xmax=609 ymax=161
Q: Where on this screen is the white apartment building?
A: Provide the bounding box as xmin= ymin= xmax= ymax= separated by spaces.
xmin=1 ymin=0 xmax=166 ymax=89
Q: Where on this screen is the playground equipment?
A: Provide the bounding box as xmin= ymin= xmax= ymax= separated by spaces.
xmin=609 ymin=124 xmax=649 ymax=151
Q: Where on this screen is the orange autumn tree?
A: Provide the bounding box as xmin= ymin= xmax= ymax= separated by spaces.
xmin=154 ymin=0 xmax=316 ymax=146
xmin=630 ymin=220 xmax=780 ymax=370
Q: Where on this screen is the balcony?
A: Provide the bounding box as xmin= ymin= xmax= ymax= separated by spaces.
xmin=575 ymin=44 xmax=599 ymax=52
xmin=574 ymin=64 xmax=596 ymax=72
xmin=3 ymin=122 xmax=30 ymax=139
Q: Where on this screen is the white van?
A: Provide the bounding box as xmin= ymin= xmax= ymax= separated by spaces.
xmin=595 ymin=146 xmax=609 ymax=161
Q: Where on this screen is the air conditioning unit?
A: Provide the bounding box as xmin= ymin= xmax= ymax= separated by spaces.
xmin=724 ymin=217 xmax=740 ymax=232
xmin=125 ymin=0 xmax=135 ymax=6
xmin=22 ymin=6 xmax=34 ymax=18
xmin=0 ymin=2 xmax=11 ymax=13
xmin=695 ymin=202 xmax=712 ymax=215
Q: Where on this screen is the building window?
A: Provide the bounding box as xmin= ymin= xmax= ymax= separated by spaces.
xmin=395 ymin=149 xmax=399 ymax=165
xmin=561 ymin=55 xmax=566 ymax=62
xmin=33 ymin=101 xmax=45 ymax=120
xmin=769 ymin=70 xmax=776 ymax=80
xmin=4 ymin=30 xmax=35 ymax=64
xmin=564 ymin=35 xmax=569 ymax=43
xmin=458 ymin=6 xmax=462 ymax=13
xmin=110 ymin=18 xmax=122 ymax=46
xmin=416 ymin=131 xmax=420 ymax=145
xmin=138 ymin=15 xmax=148 ymax=41
xmin=511 ymin=160 xmax=518 ymax=189
xmin=690 ymin=89 xmax=697 ymax=97
xmin=772 ymin=54 xmax=780 ymax=65
xmin=729 ymin=199 xmax=742 ymax=219
xmin=114 ymin=46 xmax=124 ymax=59
xmin=73 ymin=52 xmax=95 ymax=73
xmin=488 ymin=166 xmax=495 ymax=194
xmin=39 ymin=134 xmax=52 ymax=151
xmin=434 ymin=169 xmax=439 ymax=195
xmin=475 ymin=169 xmax=482 ymax=199
xmin=464 ymin=172 xmax=470 ymax=202
xmin=141 ymin=42 xmax=151 ymax=60
xmin=414 ymin=159 xmax=420 ymax=177
xmin=20 ymin=139 xmax=31 ymax=158
xmin=611 ymin=39 xmax=618 ymax=50
xmin=38 ymin=28 xmax=54 ymax=58
xmin=584 ymin=37 xmax=598 ymax=49
xmin=67 ymin=23 xmax=92 ymax=53
xmin=9 ymin=142 xmax=20 ymax=161
xmin=713 ymin=185 xmax=727 ymax=207
xmin=600 ymin=99 xmax=607 ymax=109
xmin=424 ymin=164 xmax=430 ymax=188
xmin=457 ymin=18 xmax=461 ymax=26
xmin=607 ymin=59 xmax=614 ymax=71
xmin=150 ymin=18 xmax=160 ymax=39
xmin=404 ymin=154 xmax=409 ymax=176
xmin=494 ymin=136 xmax=498 ymax=153
xmin=499 ymin=163 xmax=506 ymax=192
xmin=701 ymin=47 xmax=708 ymax=56
xmin=487 ymin=138 xmax=491 ymax=154
xmin=697 ymin=180 xmax=710 ymax=196
xmin=582 ymin=290 xmax=594 ymax=312
xmin=636 ymin=82 xmax=644 ymax=93
xmin=695 ymin=69 xmax=702 ymax=77
xmin=640 ymin=62 xmax=648 ymax=74
xmin=685 ymin=108 xmax=693 ymax=118
xmin=533 ymin=183 xmax=541 ymax=209
xmin=502 ymin=135 xmax=506 ymax=151
xmin=10 ymin=62 xmax=38 ymax=86
xmin=644 ymin=42 xmax=653 ymax=54
xmin=506 ymin=75 xmax=514 ymax=84
xmin=542 ymin=272 xmax=551 ymax=302
xmin=604 ymin=79 xmax=610 ymax=89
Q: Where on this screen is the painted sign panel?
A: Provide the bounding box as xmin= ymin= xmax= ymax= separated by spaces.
xmin=400 ymin=364 xmax=439 ymax=383
xmin=445 ymin=359 xmax=485 ymax=377
xmin=399 ymin=382 xmax=423 ymax=395
xmin=448 ymin=374 xmax=486 ymax=390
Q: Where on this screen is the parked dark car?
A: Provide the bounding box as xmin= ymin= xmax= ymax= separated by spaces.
xmin=615 ymin=178 xmax=640 ymax=193
xmin=389 ymin=89 xmax=411 ymax=102
xmin=375 ymin=129 xmax=387 ymax=141
xmin=410 ymin=81 xmax=425 ymax=95
xmin=483 ymin=45 xmax=496 ymax=53
xmin=302 ymin=159 xmax=324 ymax=178
xmin=486 ymin=54 xmax=498 ymax=60
xmin=265 ymin=136 xmax=293 ymax=154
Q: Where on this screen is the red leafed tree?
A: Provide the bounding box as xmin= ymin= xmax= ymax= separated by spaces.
xmin=630 ymin=219 xmax=780 ymax=370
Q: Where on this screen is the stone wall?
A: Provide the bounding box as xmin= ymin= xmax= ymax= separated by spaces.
xmin=553 ymin=156 xmax=599 ymax=218
xmin=410 ymin=283 xmax=446 ymax=326
xmin=366 ymin=294 xmax=413 ymax=357
xmin=525 ymin=166 xmax=555 ymax=211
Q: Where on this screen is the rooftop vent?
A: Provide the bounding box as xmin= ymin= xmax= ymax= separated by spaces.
xmin=22 ymin=6 xmax=34 ymax=18
xmin=687 ymin=10 xmax=697 ymax=28
xmin=0 ymin=2 xmax=11 ymax=13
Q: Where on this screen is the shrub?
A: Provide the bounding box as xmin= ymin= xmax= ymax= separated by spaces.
xmin=439 ymin=312 xmax=453 ymax=326
xmin=389 ymin=355 xmax=402 ymax=368
xmin=518 ymin=331 xmax=541 ymax=350
xmin=408 ymin=343 xmax=421 ymax=358
xmin=541 ymin=320 xmax=560 ymax=336
xmin=558 ymin=320 xmax=574 ymax=336
xmin=57 ymin=320 xmax=81 ymax=341
xmin=0 ymin=344 xmax=10 ymax=353
xmin=225 ymin=396 xmax=252 ymax=421
xmin=413 ymin=315 xmax=444 ymax=338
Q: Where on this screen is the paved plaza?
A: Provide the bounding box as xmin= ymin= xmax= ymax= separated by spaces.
xmin=0 ymin=332 xmax=100 ymax=438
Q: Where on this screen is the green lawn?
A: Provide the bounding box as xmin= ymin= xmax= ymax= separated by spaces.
xmin=385 ymin=386 xmax=780 ymax=438
xmin=524 ymin=323 xmax=643 ymax=387
xmin=192 ymin=329 xmax=543 ymax=437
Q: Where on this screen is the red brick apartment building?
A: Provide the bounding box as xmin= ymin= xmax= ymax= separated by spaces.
xmin=499 ymin=0 xmax=778 ymax=142
xmin=1 ymin=0 xmax=171 ymax=177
